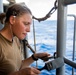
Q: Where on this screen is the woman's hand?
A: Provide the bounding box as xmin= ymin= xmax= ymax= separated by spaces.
xmin=9 ymin=67 xmax=40 ymax=75
xmin=19 ymin=67 xmax=40 ymax=75
xmin=33 ymin=52 xmax=51 ymax=61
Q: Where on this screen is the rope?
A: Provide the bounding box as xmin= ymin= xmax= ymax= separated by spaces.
xmin=31 ymin=0 xmax=58 ymax=67
xmin=7 ymin=0 xmax=58 ymax=22
xmin=33 ymin=0 xmax=58 ymax=22
xmin=7 ymin=0 xmax=16 ymax=4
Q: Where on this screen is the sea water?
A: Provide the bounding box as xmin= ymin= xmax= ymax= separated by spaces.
xmin=28 ymin=20 xmax=76 ymax=75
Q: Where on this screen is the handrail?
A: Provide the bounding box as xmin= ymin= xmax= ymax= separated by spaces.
xmin=64 ymin=0 xmax=76 ymax=5
xmin=64 ymin=57 xmax=76 ymax=68
xmin=67 ymin=14 xmax=76 ymax=75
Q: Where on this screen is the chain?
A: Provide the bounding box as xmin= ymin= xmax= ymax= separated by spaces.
xmin=33 ymin=0 xmax=58 ymax=22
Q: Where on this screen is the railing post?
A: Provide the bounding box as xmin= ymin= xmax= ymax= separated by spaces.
xmin=56 ymin=0 xmax=67 ymax=75
xmin=67 ymin=14 xmax=76 ymax=75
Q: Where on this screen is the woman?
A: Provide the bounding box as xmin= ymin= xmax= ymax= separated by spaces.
xmin=0 ymin=3 xmax=50 ymax=75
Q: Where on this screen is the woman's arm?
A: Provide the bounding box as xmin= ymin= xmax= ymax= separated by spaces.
xmin=9 ymin=67 xmax=40 ymax=75
xmin=20 ymin=56 xmax=34 ymax=69
xmin=20 ymin=52 xmax=50 ymax=69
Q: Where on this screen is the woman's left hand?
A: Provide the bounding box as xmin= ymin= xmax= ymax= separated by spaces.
xmin=33 ymin=52 xmax=51 ymax=61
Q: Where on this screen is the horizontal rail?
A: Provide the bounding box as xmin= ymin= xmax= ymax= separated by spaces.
xmin=64 ymin=57 xmax=76 ymax=68
xmin=64 ymin=0 xmax=76 ymax=5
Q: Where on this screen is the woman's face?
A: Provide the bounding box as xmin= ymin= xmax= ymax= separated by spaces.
xmin=12 ymin=13 xmax=32 ymax=40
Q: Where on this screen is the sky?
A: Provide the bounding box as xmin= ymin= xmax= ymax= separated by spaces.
xmin=3 ymin=0 xmax=76 ymax=20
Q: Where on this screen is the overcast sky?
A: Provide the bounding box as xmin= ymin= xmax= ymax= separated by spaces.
xmin=3 ymin=0 xmax=76 ymax=20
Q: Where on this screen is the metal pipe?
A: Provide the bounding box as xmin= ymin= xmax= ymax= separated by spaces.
xmin=22 ymin=37 xmax=31 ymax=58
xmin=0 ymin=0 xmax=4 ymax=30
xmin=67 ymin=14 xmax=76 ymax=75
xmin=64 ymin=58 xmax=76 ymax=68
xmin=64 ymin=0 xmax=76 ymax=5
xmin=56 ymin=0 xmax=67 ymax=75
xmin=22 ymin=40 xmax=28 ymax=59
xmin=0 ymin=0 xmax=3 ymax=13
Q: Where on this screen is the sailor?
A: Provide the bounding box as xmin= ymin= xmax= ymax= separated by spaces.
xmin=0 ymin=3 xmax=50 ymax=75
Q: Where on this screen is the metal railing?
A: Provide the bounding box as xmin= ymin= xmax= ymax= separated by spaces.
xmin=56 ymin=0 xmax=76 ymax=75
xmin=64 ymin=14 xmax=76 ymax=75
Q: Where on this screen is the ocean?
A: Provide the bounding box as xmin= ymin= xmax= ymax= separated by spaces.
xmin=27 ymin=20 xmax=76 ymax=75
